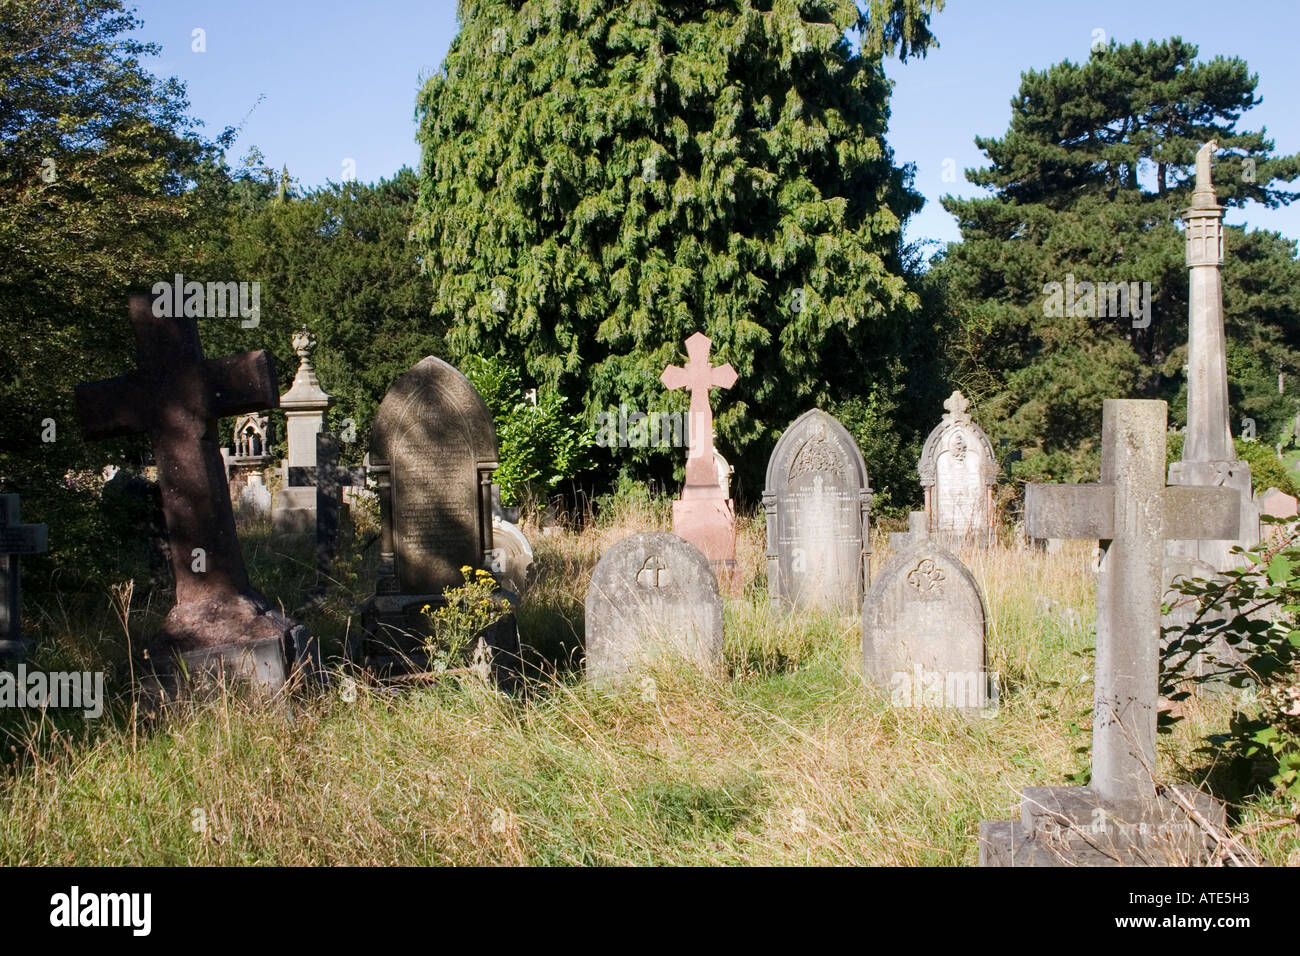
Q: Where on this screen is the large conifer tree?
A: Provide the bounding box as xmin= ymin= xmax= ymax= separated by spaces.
xmin=937 ymin=38 xmax=1300 ymax=480
xmin=414 ymin=0 xmax=945 ymax=498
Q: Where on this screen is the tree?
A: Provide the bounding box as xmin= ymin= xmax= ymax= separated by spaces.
xmin=937 ymin=38 xmax=1300 ymax=481
xmin=413 ymin=0 xmax=947 ymax=503
xmin=0 ymin=0 xmax=217 ymax=581
xmin=188 ymin=166 xmax=443 ymax=463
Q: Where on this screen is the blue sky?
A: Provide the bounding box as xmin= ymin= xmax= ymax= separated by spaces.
xmin=129 ymin=0 xmax=1299 ymax=250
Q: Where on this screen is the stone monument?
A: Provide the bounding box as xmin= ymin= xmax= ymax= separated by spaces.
xmin=74 ymin=294 xmax=310 ymax=694
xmin=918 ymin=390 xmax=998 ymax=547
xmin=862 ymin=511 xmax=988 ymax=710
xmin=980 ymin=399 xmax=1240 ymax=865
xmin=355 ymin=356 xmax=518 ymax=680
xmin=585 ymin=532 xmax=723 ymax=685
xmin=1167 ymin=141 xmax=1258 ymax=569
xmin=272 ymin=328 xmax=331 ymax=536
xmin=763 ymin=409 xmax=872 ymax=612
xmin=0 ymin=494 xmax=48 ymax=662
xmin=661 ymin=332 xmax=738 ymax=588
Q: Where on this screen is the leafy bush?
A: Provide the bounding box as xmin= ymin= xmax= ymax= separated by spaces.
xmin=1163 ymin=523 xmax=1300 ymax=805
xmin=463 ymin=356 xmax=591 ymax=508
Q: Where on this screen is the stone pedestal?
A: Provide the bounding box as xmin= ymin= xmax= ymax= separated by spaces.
xmin=979 ymin=785 xmax=1226 ymax=866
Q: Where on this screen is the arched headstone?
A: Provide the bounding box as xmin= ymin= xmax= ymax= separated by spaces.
xmin=762 ymin=409 xmax=871 ymax=611
xmin=862 ymin=529 xmax=989 ymax=711
xmin=585 ymin=533 xmax=723 ymax=684
xmin=359 ymin=357 xmax=515 ymax=678
xmin=918 ymin=390 xmax=998 ymax=547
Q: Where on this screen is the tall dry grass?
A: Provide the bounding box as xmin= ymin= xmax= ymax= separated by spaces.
xmin=0 ymin=499 xmax=1294 ymax=866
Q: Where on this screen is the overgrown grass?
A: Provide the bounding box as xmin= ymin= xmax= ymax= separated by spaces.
xmin=1 ymin=499 xmax=1296 ymax=865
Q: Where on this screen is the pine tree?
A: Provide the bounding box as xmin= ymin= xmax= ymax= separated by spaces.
xmin=413 ymin=0 xmax=946 ymax=498
xmin=937 ymin=38 xmax=1300 ymax=480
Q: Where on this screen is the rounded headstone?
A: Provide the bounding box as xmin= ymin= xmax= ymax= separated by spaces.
xmin=584 ymin=532 xmax=723 ymax=684
xmin=763 ymin=409 xmax=871 ymax=612
xmin=862 ymin=539 xmax=988 ymax=709
xmin=490 ymin=516 xmax=534 ymax=595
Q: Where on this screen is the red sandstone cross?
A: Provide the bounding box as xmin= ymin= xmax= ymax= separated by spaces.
xmin=74 ymin=294 xmax=280 ymax=607
xmin=660 ymin=332 xmax=736 ymax=489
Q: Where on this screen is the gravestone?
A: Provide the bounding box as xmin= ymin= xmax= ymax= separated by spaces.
xmin=356 ymin=356 xmax=519 ymax=681
xmin=980 ymin=399 xmax=1238 ymax=866
xmin=887 ymin=510 xmax=929 ymax=554
xmin=272 ymin=328 xmax=331 ymax=536
xmin=489 ymin=516 xmax=534 ymax=596
xmin=862 ymin=514 xmax=988 ymax=710
xmin=585 ymin=532 xmax=723 ymax=685
xmin=74 ymin=294 xmax=309 ymax=693
xmin=661 ymin=333 xmax=738 ymax=588
xmin=918 ymin=391 xmax=998 ymax=547
xmin=311 ymin=430 xmax=366 ymax=585
xmin=1167 ymin=142 xmax=1258 ymax=570
xmin=763 ymin=409 xmax=872 ymax=612
xmin=0 ymin=495 xmax=48 ymax=662
xmin=229 ymin=412 xmax=273 ymax=517
xmin=1257 ymin=487 xmax=1298 ymax=544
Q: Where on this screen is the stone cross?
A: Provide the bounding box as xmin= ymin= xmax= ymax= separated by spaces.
xmin=314 ymin=430 xmax=366 ymax=579
xmin=661 ymin=332 xmax=736 ymax=490
xmin=1025 ymin=400 xmax=1238 ymax=810
xmin=0 ymin=495 xmax=48 ymax=660
xmin=74 ymin=295 xmax=291 ymax=663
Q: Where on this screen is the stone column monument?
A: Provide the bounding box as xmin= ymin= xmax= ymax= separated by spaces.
xmin=1167 ymin=141 xmax=1258 ymax=569
xmin=273 ymin=328 xmax=331 ymax=535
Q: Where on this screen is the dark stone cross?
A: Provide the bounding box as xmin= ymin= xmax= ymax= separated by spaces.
xmin=981 ymin=400 xmax=1240 ymax=865
xmin=0 ymin=494 xmax=48 ymax=661
xmin=74 ymin=294 xmax=290 ymax=655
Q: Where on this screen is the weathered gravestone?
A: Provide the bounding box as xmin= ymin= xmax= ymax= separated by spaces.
xmin=1257 ymin=487 xmax=1298 ymax=544
xmin=356 ymin=356 xmax=519 ymax=680
xmin=585 ymin=532 xmax=723 ymax=685
xmin=489 ymin=516 xmax=534 ymax=596
xmin=228 ymin=412 xmax=273 ymax=518
xmin=74 ymin=294 xmax=310 ymax=694
xmin=980 ymin=400 xmax=1238 ymax=866
xmin=308 ymin=431 xmax=366 ymax=586
xmin=763 ymin=409 xmax=872 ymax=612
xmin=862 ymin=511 xmax=989 ymax=711
xmin=918 ymin=390 xmax=998 ymax=547
xmin=0 ymin=495 xmax=48 ymax=662
xmin=272 ymin=328 xmax=331 ymax=536
xmin=661 ymin=333 xmax=738 ymax=588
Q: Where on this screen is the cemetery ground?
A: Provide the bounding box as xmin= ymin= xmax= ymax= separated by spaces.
xmin=1 ymin=494 xmax=1296 ymax=867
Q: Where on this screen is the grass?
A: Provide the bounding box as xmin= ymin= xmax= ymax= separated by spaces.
xmin=0 ymin=500 xmax=1296 ymax=866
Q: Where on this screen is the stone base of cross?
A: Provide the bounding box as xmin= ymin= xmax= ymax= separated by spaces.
xmin=980 ymin=400 xmax=1241 ymax=866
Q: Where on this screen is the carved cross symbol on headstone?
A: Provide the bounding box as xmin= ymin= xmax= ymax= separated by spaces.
xmin=636 ymin=555 xmax=669 ymax=588
xmin=0 ymin=494 xmax=48 ymax=659
xmin=661 ymin=332 xmax=737 ymax=489
xmin=1025 ymin=400 xmax=1239 ymax=811
xmin=74 ymin=295 xmax=280 ymax=607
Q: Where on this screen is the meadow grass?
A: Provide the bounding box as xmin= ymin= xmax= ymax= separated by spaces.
xmin=0 ymin=502 xmax=1295 ymax=866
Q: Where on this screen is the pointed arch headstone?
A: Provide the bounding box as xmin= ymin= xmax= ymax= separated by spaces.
xmin=762 ymin=409 xmax=872 ymax=611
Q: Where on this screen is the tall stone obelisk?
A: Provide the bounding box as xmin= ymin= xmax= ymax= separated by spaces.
xmin=1167 ymin=141 xmax=1258 ymax=570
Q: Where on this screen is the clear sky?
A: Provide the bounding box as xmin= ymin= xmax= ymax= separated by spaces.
xmin=128 ymin=0 xmax=1299 ymax=250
